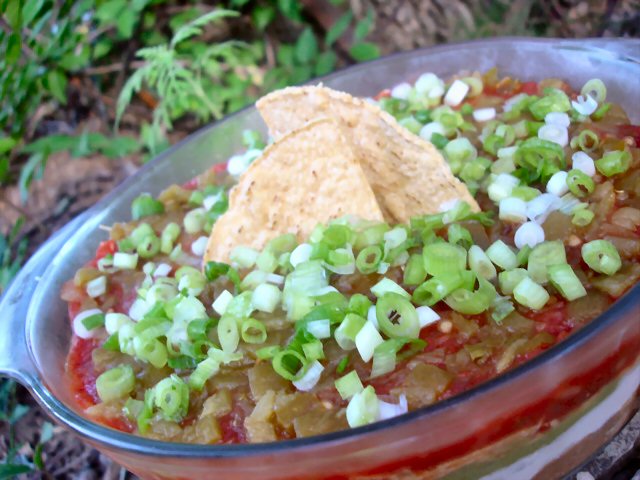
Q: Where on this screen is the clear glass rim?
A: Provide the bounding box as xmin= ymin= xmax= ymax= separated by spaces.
xmin=26 ymin=36 xmax=640 ymax=458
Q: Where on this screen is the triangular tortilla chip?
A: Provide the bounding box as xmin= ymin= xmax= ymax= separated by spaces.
xmin=256 ymin=86 xmax=479 ymax=223
xmin=204 ymin=118 xmax=384 ymax=263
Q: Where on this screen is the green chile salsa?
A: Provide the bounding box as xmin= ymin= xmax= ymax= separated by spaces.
xmin=63 ymin=70 xmax=640 ymax=444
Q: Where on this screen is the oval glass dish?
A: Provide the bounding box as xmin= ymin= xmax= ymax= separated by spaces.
xmin=1 ymin=38 xmax=639 ymax=480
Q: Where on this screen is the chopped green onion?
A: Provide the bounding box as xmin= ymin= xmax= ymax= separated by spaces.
xmin=355 ymin=224 xmax=390 ymax=249
xmin=256 ymin=249 xmax=278 ymax=273
xmin=302 ymin=339 xmax=325 ymax=361
xmin=130 ymin=223 xmax=155 ymax=246
xmin=113 ymin=252 xmax=138 ymax=270
xmin=403 ymin=253 xmax=427 ymax=286
xmin=486 ymin=240 xmax=518 ymax=271
xmin=591 ymin=102 xmax=611 ymax=120
xmin=595 ymin=150 xmax=631 ymax=177
xmin=137 ymin=235 xmax=160 ymax=258
xmin=581 ymin=78 xmax=606 ymax=103
xmin=571 ymin=129 xmax=599 ymax=152
xmin=514 ymin=138 xmax=565 ymax=183
xmin=375 ymin=293 xmax=420 ymax=339
xmin=491 ymin=296 xmax=515 ymax=324
xmin=306 ymin=319 xmax=331 ymax=339
xmin=371 ymin=277 xmax=410 ymax=299
xmin=154 ymin=374 xmax=189 ymax=421
xmin=528 ymin=88 xmax=571 ymax=120
xmin=468 ymin=245 xmax=497 ymax=280
xmin=133 ymin=337 xmax=168 ymax=368
xmin=86 ymin=276 xmax=107 ymax=298
xmin=217 ymin=315 xmax=239 ymax=353
xmin=131 ymin=193 xmax=165 ymax=220
xmin=527 ymin=240 xmax=566 ymax=284
xmin=335 ymin=371 xmax=364 ymax=400
xmin=96 ymin=365 xmax=135 ymax=403
xmin=430 ymin=132 xmax=449 ymax=149
xmin=336 ymin=355 xmax=349 ymax=374
xmin=572 ymin=208 xmax=595 ymax=226
xmin=444 ymin=138 xmax=477 ymax=168
xmin=292 ymin=360 xmax=324 ymax=391
xmin=346 ymin=385 xmax=378 ymax=428
xmin=444 ymin=277 xmax=496 ymax=315
xmin=324 ymin=246 xmax=356 ymax=275
xmin=423 ymin=242 xmax=467 ymax=277
xmin=241 ymin=318 xmax=268 ymax=344
xmin=412 ymin=274 xmax=463 ymax=306
xmin=566 ymin=169 xmax=595 ymax=198
xmin=256 ymin=345 xmax=281 ymax=360
xmin=335 ymin=313 xmax=366 ymax=350
xmin=79 ymin=311 xmax=105 ymax=331
xmin=189 ymin=357 xmax=219 ymax=391
xmin=513 ymin=277 xmax=550 ymax=310
xmin=581 ymin=240 xmax=622 ymax=275
xmin=204 ymin=261 xmax=241 ymax=291
xmin=447 ymin=224 xmax=473 ymax=249
xmin=272 ymin=349 xmax=307 ymax=381
xmin=399 ymin=116 xmax=422 ymax=135
xmin=251 ymin=283 xmax=282 ymax=313
xmin=230 ymin=246 xmax=259 ymax=269
xmin=355 ymin=321 xmax=384 ymax=362
xmin=511 ymin=186 xmax=540 ymax=201
xmin=507 ymin=246 xmax=525 ymax=268
xmin=548 ymin=264 xmax=587 ymax=301
xmin=183 ymin=208 xmax=206 ymax=234
xmin=348 ymin=294 xmax=372 ymax=318
xmin=498 ymin=268 xmax=529 ymax=295
xmin=158 ymin=224 xmax=179 ymax=255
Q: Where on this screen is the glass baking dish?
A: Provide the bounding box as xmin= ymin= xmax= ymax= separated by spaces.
xmin=1 ymin=37 xmax=639 ymax=479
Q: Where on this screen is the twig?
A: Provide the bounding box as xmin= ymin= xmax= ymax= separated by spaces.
xmin=83 ymin=61 xmax=146 ymax=76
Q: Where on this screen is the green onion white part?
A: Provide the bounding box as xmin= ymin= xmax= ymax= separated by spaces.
xmin=377 ymin=394 xmax=408 ymax=421
xmin=472 ymin=107 xmax=496 ymax=122
xmin=414 ymin=73 xmax=445 ymax=98
xmin=191 ymin=236 xmax=208 ymax=256
xmin=499 ymin=197 xmax=527 ymax=223
xmin=488 ymin=173 xmax=519 ymax=202
xmin=113 ymin=252 xmax=138 ymax=270
xmin=306 ymin=319 xmax=331 ymax=339
xmin=416 ymin=306 xmax=440 ymax=328
xmin=544 ymin=112 xmax=570 ymax=127
xmin=105 ymin=313 xmax=132 ymax=335
xmin=73 ymin=308 xmax=104 ymax=339
xmin=526 ymin=193 xmax=561 ymax=224
xmin=546 ymin=171 xmax=569 ymax=197
xmin=571 ymin=152 xmax=596 ymax=176
xmin=444 ymin=79 xmax=469 ymax=107
xmin=419 ymin=122 xmax=446 ymax=142
xmin=390 ymin=82 xmax=412 ymax=100
xmin=538 ymin=124 xmax=568 ymax=147
xmin=571 ymin=94 xmax=598 ymax=116
xmin=153 ymin=263 xmax=172 ymax=277
xmin=355 ymin=321 xmax=383 ymax=363
xmin=86 ymin=275 xmax=107 ymax=298
xmin=292 ymin=360 xmax=324 ymax=391
xmin=514 ymin=221 xmax=545 ymax=249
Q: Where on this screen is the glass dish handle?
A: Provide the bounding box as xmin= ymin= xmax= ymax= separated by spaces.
xmin=0 ymin=215 xmax=84 ymax=387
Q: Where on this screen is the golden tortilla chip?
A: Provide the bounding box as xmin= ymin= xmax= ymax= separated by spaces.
xmin=204 ymin=118 xmax=384 ymax=263
xmin=256 ymin=86 xmax=479 ymax=223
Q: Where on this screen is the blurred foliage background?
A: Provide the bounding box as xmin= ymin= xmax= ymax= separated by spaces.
xmin=0 ymin=0 xmax=638 ymax=477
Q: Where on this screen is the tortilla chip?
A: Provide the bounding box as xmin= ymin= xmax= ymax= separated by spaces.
xmin=204 ymin=118 xmax=384 ymax=263
xmin=256 ymin=86 xmax=479 ymax=223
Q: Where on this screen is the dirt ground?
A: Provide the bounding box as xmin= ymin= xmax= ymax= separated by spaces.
xmin=1 ymin=1 xmax=639 ymax=478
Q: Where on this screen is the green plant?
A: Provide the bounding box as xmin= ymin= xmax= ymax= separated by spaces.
xmin=116 ymin=9 xmax=263 ymax=155
xmin=0 ymin=378 xmax=54 ymax=478
xmin=0 ymin=216 xmax=26 ymax=292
